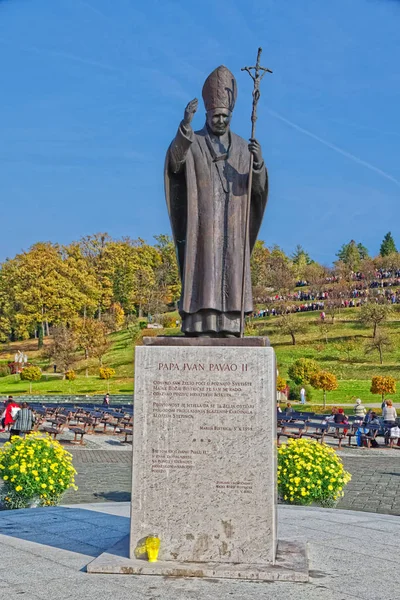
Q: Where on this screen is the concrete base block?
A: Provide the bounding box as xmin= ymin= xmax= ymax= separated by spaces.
xmin=87 ymin=536 xmax=309 ymax=582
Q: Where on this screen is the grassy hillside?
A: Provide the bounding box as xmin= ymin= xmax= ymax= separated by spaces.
xmin=0 ymin=306 xmax=399 ymax=404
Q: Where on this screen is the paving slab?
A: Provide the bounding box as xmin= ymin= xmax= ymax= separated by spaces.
xmin=0 ymin=503 xmax=399 ymax=599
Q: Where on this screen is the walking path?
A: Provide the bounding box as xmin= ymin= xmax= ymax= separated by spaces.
xmin=61 ymin=443 xmax=400 ymax=516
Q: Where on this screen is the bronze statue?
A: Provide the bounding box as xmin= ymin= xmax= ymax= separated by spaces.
xmin=165 ymin=63 xmax=269 ymax=337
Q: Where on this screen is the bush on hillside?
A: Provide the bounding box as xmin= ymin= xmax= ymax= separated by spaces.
xmin=288 ymin=358 xmax=320 ymax=385
xmin=0 ymin=365 xmax=10 ymax=378
xmin=99 ymin=367 xmax=115 ymax=380
xmin=20 ymin=366 xmax=42 ymax=382
xmin=65 ymin=370 xmax=76 ymax=381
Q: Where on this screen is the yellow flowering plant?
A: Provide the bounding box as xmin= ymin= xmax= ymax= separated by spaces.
xmin=0 ymin=432 xmax=78 ymax=509
xmin=277 ymin=439 xmax=351 ymax=507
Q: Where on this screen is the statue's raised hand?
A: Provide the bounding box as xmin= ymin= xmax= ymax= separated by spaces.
xmin=183 ymin=98 xmax=198 ymax=126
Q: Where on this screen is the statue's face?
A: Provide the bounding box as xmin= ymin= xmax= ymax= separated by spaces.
xmin=206 ymin=108 xmax=232 ymax=136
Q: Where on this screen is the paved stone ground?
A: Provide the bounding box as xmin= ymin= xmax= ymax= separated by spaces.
xmin=1 ymin=430 xmax=399 ymax=515
xmin=60 ymin=446 xmax=400 ymax=516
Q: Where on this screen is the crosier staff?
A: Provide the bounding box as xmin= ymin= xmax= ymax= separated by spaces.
xmin=240 ymin=47 xmax=272 ymax=338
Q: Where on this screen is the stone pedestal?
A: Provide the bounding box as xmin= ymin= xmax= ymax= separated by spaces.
xmin=133 ymin=338 xmax=277 ymax=567
xmin=88 ymin=338 xmax=308 ymax=582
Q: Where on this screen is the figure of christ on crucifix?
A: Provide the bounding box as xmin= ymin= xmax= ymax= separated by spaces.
xmin=165 ymin=57 xmax=270 ymax=337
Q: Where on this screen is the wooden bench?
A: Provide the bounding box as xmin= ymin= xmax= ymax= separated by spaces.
xmin=303 ymin=422 xmax=328 ymax=443
xmin=41 ymin=419 xmax=67 ymax=439
xmin=118 ymin=427 xmax=133 ymax=443
xmin=277 ymin=423 xmax=305 ymax=445
xmin=68 ymin=426 xmax=87 ymax=445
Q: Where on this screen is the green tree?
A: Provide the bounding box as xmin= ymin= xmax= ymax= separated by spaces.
xmin=380 ymin=232 xmax=397 ymax=257
xmin=288 ymin=358 xmax=320 ymax=385
xmin=276 ymin=314 xmax=307 ymax=345
xmin=359 ymin=303 xmax=391 ymax=338
xmin=336 ymin=240 xmax=368 ymax=271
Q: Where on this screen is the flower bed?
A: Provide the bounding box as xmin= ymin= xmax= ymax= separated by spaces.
xmin=0 ymin=432 xmax=77 ymax=509
xmin=277 ymin=438 xmax=351 ymax=507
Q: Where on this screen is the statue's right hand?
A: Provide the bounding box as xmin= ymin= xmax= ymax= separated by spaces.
xmin=183 ymin=98 xmax=198 ymax=126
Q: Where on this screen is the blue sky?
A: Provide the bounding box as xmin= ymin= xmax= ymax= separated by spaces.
xmin=1 ymin=0 xmax=399 ymax=265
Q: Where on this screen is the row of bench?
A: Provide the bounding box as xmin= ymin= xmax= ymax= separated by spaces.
xmin=34 ymin=406 xmax=133 ymax=445
xmin=278 ymin=412 xmax=399 ymax=449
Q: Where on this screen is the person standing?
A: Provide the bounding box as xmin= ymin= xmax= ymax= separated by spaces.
xmin=300 ymin=387 xmax=306 ymax=405
xmin=9 ymin=402 xmax=35 ymax=439
xmin=1 ymin=397 xmax=20 ymax=432
xmin=103 ymin=393 xmax=110 ymax=407
xmin=382 ymin=399 xmax=397 ymax=425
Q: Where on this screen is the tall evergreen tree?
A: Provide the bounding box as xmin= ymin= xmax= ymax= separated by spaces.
xmin=380 ymin=232 xmax=397 ymax=257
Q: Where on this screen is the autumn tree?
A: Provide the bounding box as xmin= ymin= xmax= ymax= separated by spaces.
xmin=288 ymin=358 xmax=320 ymax=385
xmin=310 ymin=371 xmax=338 ymax=408
xmin=0 ymin=242 xmax=98 ymax=342
xmin=359 ymin=303 xmax=391 ymax=338
xmin=380 ymin=232 xmax=397 ymax=257
xmin=45 ymin=326 xmax=77 ymax=376
xmin=76 ymin=233 xmax=114 ymax=319
xmin=364 ymin=332 xmax=392 ymax=365
xmin=370 ymin=375 xmax=396 ymax=401
xmin=154 ymin=234 xmax=181 ymax=308
xmin=75 ymin=318 xmax=110 ymax=375
xmin=250 ymin=240 xmax=270 ymax=301
xmin=265 ymin=246 xmax=295 ymax=293
xmin=337 ymin=338 xmax=357 ymax=362
xmin=276 ymin=314 xmax=307 ymax=345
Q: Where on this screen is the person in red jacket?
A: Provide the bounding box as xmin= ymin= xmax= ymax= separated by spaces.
xmin=0 ymin=396 xmax=20 ymax=432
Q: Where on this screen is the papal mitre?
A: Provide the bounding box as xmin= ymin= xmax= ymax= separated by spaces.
xmin=202 ymin=65 xmax=237 ymax=113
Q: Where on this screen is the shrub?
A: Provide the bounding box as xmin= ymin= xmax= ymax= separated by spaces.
xmin=20 ymin=366 xmax=42 ymax=382
xmin=65 ymin=370 xmax=76 ymax=381
xmin=0 ymin=433 xmax=78 ymax=509
xmin=288 ymin=358 xmax=320 ymax=385
xmin=0 ymin=364 xmax=10 ymax=378
xmin=99 ymin=367 xmax=116 ymax=380
xmin=277 ymin=439 xmax=351 ymax=507
xmin=277 ymin=376 xmax=287 ymax=392
xmin=160 ymin=313 xmax=178 ymax=328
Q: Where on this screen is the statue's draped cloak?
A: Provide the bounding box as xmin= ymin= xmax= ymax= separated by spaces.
xmin=165 ymin=124 xmax=268 ymax=322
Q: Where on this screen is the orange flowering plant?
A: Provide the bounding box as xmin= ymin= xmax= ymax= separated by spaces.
xmin=0 ymin=432 xmax=77 ymax=509
xmin=277 ymin=439 xmax=351 ymax=507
